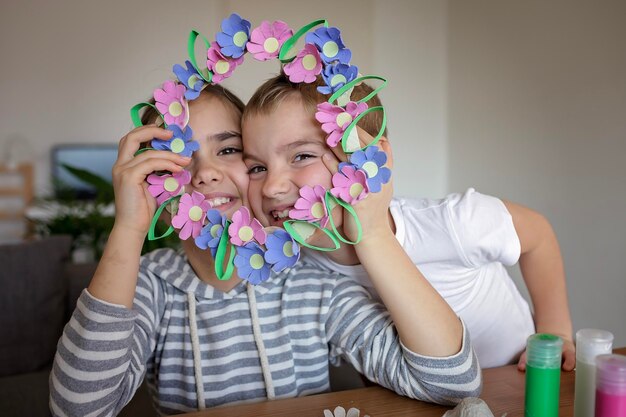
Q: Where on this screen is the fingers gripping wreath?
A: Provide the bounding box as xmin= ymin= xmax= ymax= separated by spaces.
xmin=131 ymin=14 xmax=390 ymax=283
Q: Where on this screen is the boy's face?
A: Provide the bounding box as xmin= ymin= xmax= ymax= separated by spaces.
xmin=242 ymin=96 xmax=333 ymax=229
xmin=185 ymin=95 xmax=249 ymax=220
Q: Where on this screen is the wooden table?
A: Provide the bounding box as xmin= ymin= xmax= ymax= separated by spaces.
xmin=182 ymin=347 xmax=626 ymax=417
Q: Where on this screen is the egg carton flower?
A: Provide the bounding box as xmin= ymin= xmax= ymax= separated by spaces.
xmin=234 ymin=241 xmax=271 ymax=285
xmin=349 ymin=146 xmax=391 ymax=193
xmin=264 ymin=229 xmax=300 ymax=272
xmin=146 ymin=170 xmax=191 ymax=205
xmin=171 ymin=191 xmax=211 ymax=240
xmin=229 ymin=206 xmax=267 ymax=246
xmin=154 ymin=80 xmax=188 ymax=128
xmin=283 ymin=43 xmax=322 ymax=83
xmin=194 ymin=209 xmax=227 ymax=257
xmin=247 ymin=20 xmax=293 ymax=61
xmin=151 ymin=124 xmax=199 ymax=157
xmin=330 ymin=164 xmax=369 ymax=204
xmin=318 ymin=63 xmax=358 ymax=95
xmin=324 ymin=406 xmax=369 ymax=417
xmin=315 ymin=101 xmax=369 ymax=148
xmin=207 ymin=41 xmax=244 ymax=83
xmin=289 ymin=185 xmax=329 ymax=228
xmin=173 ymin=60 xmax=206 ymax=100
xmin=216 ymin=13 xmax=251 ymax=59
xmin=305 ymin=26 xmax=351 ymax=65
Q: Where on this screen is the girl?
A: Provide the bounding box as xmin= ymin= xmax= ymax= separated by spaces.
xmin=242 ymin=72 xmax=574 ymax=369
xmin=49 ymin=85 xmax=480 ymax=416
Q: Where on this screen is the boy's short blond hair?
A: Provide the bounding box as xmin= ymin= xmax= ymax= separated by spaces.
xmin=243 ymin=72 xmax=388 ymax=139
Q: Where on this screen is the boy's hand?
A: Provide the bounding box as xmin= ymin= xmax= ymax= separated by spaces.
xmin=112 ymin=125 xmax=191 ymax=236
xmin=517 ymin=336 xmax=576 ymax=371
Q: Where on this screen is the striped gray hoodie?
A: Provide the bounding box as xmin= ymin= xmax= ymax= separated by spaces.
xmin=50 ymin=248 xmax=481 ymax=416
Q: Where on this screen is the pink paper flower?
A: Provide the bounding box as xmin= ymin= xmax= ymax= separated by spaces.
xmin=206 ymin=41 xmax=244 ymax=83
xmin=247 ymin=20 xmax=293 ymax=61
xmin=171 ymin=191 xmax=211 ymax=240
xmin=283 ymin=43 xmax=322 ymax=83
xmin=228 ymin=206 xmax=267 ymax=246
xmin=154 ymin=81 xmax=188 ymax=128
xmin=330 ymin=164 xmax=369 ymax=203
xmin=147 ymin=170 xmax=191 ymax=205
xmin=315 ymin=101 xmax=369 ymax=147
xmin=289 ymin=185 xmax=329 ymax=227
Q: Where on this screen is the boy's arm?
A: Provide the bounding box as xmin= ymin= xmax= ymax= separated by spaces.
xmin=504 ymin=201 xmax=575 ymax=371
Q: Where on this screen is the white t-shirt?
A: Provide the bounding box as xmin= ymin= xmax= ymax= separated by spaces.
xmin=303 ymin=188 xmax=535 ymax=368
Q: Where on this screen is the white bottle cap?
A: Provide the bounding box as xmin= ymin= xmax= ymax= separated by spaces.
xmin=576 ymin=328 xmax=614 ymax=364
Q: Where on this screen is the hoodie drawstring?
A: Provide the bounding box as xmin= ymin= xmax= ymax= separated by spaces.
xmin=247 ymin=283 xmax=275 ymax=400
xmin=187 ymin=292 xmax=206 ymax=410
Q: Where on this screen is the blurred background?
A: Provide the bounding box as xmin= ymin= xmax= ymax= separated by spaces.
xmin=1 ymin=0 xmax=624 ymax=350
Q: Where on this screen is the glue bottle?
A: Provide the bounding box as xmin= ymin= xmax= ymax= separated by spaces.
xmin=595 ymin=354 xmax=626 ymax=417
xmin=573 ymin=329 xmax=613 ymax=417
xmin=524 ymin=333 xmax=563 ymax=417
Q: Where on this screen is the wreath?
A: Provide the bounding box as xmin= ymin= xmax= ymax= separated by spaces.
xmin=130 ymin=14 xmax=390 ymax=283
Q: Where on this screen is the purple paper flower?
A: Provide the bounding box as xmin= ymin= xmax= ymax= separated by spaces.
xmin=349 ymin=146 xmax=391 ymax=193
xmin=264 ymin=229 xmax=300 ymax=272
xmin=315 ymin=101 xmax=368 ymax=147
xmin=318 ymin=63 xmax=358 ymax=95
xmin=151 ymin=125 xmax=199 ymax=157
xmin=147 ymin=170 xmax=191 ymax=205
xmin=194 ymin=209 xmax=227 ymax=257
xmin=173 ymin=60 xmax=206 ymax=100
xmin=289 ymin=185 xmax=329 ymax=227
xmin=234 ymin=242 xmax=271 ymax=285
xmin=207 ymin=41 xmax=244 ymax=83
xmin=171 ymin=191 xmax=211 ymax=240
xmin=283 ymin=44 xmax=322 ymax=83
xmin=228 ymin=206 xmax=267 ymax=246
xmin=330 ymin=164 xmax=369 ymax=203
xmin=216 ymin=13 xmax=251 ymax=59
xmin=153 ymin=81 xmax=188 ymax=128
xmin=305 ymin=26 xmax=351 ymax=64
xmin=246 ymin=20 xmax=293 ymax=61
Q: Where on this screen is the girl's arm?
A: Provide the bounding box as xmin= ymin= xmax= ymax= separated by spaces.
xmin=326 ymin=128 xmax=464 ymax=357
xmin=504 ymin=201 xmax=574 ymax=371
xmin=88 ymin=126 xmax=189 ymax=308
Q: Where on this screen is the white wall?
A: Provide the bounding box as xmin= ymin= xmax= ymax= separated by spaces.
xmin=447 ymin=0 xmax=626 ymax=346
xmin=1 ymin=1 xmax=624 ymax=345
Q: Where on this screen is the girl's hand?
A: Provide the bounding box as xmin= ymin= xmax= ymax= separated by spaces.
xmin=321 ymin=126 xmax=394 ymax=243
xmin=112 ymin=125 xmax=190 ymax=235
xmin=517 ymin=336 xmax=576 ymax=371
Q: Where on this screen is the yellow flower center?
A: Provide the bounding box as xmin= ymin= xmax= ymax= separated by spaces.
xmin=170 ymin=138 xmax=185 ymax=154
xmin=168 ymin=102 xmax=183 ymax=117
xmin=233 ymin=31 xmax=248 ymax=47
xmin=163 ymin=177 xmax=179 ymax=192
xmin=302 ymin=54 xmax=317 ymax=71
xmin=322 ymin=41 xmax=339 ymax=58
xmin=310 ymin=202 xmax=325 ymax=219
xmin=215 ymin=60 xmax=230 ymax=75
xmin=349 ymin=183 xmax=364 ymax=199
xmin=238 ymin=226 xmax=254 ymax=242
xmin=250 ymin=254 xmax=265 ymax=270
xmin=330 ymin=74 xmax=347 ymax=87
xmin=263 ymin=37 xmax=279 ymax=53
xmin=188 ymin=206 xmax=203 ymax=222
xmin=210 ymin=224 xmax=222 ymax=238
xmin=335 ymin=112 xmax=352 ymax=128
xmin=362 ymin=161 xmax=379 ymax=178
xmin=282 ymin=241 xmax=294 ymax=258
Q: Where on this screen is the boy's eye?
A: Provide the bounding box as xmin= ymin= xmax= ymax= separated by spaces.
xmin=218 ymin=147 xmax=241 ymax=156
xmin=247 ymin=165 xmax=266 ymax=175
xmin=294 ymin=153 xmax=315 ymax=162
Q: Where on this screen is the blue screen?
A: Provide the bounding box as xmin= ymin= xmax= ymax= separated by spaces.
xmin=52 ymin=145 xmax=118 ymax=198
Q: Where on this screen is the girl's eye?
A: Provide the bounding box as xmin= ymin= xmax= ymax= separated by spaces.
xmin=218 ymin=147 xmax=241 ymax=156
xmin=247 ymin=165 xmax=266 ymax=175
xmin=294 ymin=153 xmax=315 ymax=162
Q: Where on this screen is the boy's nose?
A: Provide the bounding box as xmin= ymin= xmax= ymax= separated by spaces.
xmin=262 ymin=171 xmax=290 ymax=198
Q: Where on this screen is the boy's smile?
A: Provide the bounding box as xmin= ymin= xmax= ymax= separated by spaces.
xmin=242 ymin=95 xmax=333 ymax=229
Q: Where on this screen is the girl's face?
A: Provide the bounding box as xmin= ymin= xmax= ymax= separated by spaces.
xmin=242 ymin=95 xmax=334 ymax=228
xmin=185 ymin=95 xmax=249 ymax=219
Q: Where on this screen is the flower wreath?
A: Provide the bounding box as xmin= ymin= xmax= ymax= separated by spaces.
xmin=130 ymin=15 xmax=390 ymax=284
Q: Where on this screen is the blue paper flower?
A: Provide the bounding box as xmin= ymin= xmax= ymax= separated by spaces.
xmin=173 ymin=61 xmax=205 ymax=100
xmin=216 ymin=13 xmax=251 ymax=59
xmin=264 ymin=229 xmax=300 ymax=272
xmin=151 ymin=125 xmax=199 ymax=157
xmin=305 ymin=26 xmax=351 ymax=64
xmin=318 ymin=63 xmax=358 ymax=95
xmin=349 ymin=146 xmax=391 ymax=193
xmin=234 ymin=242 xmax=271 ymax=285
xmin=194 ymin=209 xmax=227 ymax=257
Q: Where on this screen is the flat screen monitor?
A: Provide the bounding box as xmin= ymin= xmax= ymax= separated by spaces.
xmin=51 ymin=144 xmax=118 ymax=199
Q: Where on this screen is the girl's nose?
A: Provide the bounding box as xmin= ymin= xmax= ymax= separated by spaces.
xmin=191 ymin=160 xmax=224 ymax=188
